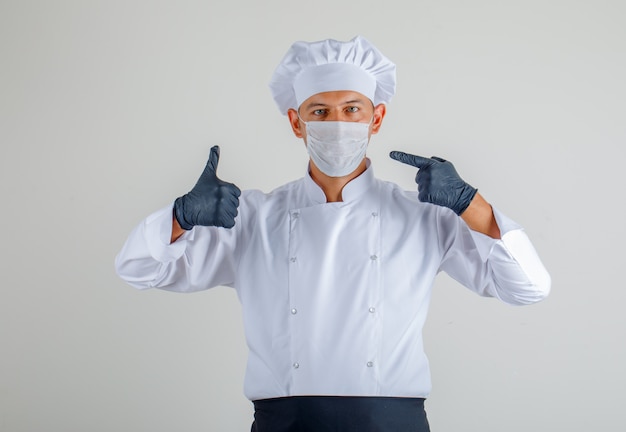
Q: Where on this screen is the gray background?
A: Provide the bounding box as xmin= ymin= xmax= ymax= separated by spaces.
xmin=1 ymin=0 xmax=624 ymax=430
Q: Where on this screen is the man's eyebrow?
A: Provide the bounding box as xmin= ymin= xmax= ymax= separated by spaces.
xmin=342 ymin=99 xmax=367 ymax=105
xmin=303 ymin=102 xmax=330 ymax=110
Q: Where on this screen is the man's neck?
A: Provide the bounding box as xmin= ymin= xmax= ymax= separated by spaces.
xmin=309 ymin=159 xmax=367 ymax=202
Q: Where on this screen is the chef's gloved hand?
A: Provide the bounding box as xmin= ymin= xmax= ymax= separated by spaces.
xmin=174 ymin=145 xmax=241 ymax=230
xmin=389 ymin=151 xmax=477 ymax=215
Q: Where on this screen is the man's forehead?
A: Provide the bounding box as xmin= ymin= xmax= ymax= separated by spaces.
xmin=301 ymin=91 xmax=371 ymax=108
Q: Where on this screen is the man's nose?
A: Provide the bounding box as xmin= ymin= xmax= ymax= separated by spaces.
xmin=327 ymin=111 xmax=346 ymax=121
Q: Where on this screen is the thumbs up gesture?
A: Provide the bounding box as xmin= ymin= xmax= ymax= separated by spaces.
xmin=390 ymin=151 xmax=477 ymax=216
xmin=174 ymin=145 xmax=241 ymax=229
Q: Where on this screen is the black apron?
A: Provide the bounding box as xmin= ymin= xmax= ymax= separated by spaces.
xmin=251 ymin=396 xmax=430 ymax=432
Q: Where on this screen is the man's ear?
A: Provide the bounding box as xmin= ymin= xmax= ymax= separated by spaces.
xmin=371 ymin=104 xmax=387 ymax=134
xmin=287 ymin=108 xmax=304 ymax=138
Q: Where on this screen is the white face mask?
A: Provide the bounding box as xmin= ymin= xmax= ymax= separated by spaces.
xmin=302 ymin=120 xmax=371 ymax=177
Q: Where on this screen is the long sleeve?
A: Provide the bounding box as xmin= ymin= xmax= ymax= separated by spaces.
xmin=114 ymin=204 xmax=239 ymax=292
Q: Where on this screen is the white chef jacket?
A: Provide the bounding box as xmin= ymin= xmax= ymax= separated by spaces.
xmin=115 ymin=161 xmax=550 ymax=401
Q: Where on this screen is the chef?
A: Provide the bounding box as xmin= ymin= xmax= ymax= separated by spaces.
xmin=115 ymin=36 xmax=550 ymax=431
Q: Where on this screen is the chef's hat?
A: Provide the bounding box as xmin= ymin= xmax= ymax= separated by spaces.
xmin=269 ymin=36 xmax=396 ymax=115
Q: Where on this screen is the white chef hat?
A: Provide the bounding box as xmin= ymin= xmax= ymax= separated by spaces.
xmin=269 ymin=36 xmax=396 ymax=115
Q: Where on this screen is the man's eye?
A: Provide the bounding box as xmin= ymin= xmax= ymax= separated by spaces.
xmin=347 ymin=106 xmax=359 ymax=113
xmin=313 ymin=109 xmax=326 ymax=116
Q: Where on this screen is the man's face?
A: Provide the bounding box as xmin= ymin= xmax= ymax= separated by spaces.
xmin=287 ymin=90 xmax=386 ymax=139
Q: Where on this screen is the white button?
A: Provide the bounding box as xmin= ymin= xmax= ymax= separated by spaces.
xmin=370 ymin=255 xmax=378 ymax=261
xmin=369 ymin=307 xmax=376 ymax=313
xmin=293 ymin=362 xmax=300 ymax=369
xmin=291 ymin=308 xmax=298 ymax=315
xmin=290 ymin=257 xmax=297 ymax=263
xmin=371 ymin=212 xmax=378 ymax=217
xmin=292 ymin=212 xmax=300 ymax=218
xmin=367 ymin=361 xmax=374 ymax=367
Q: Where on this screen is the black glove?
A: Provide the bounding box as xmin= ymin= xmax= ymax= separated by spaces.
xmin=174 ymin=145 xmax=241 ymax=229
xmin=389 ymin=151 xmax=477 ymax=215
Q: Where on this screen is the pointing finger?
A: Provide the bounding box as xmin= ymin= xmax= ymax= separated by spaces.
xmin=389 ymin=151 xmax=434 ymax=169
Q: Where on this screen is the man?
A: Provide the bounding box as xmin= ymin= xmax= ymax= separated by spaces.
xmin=115 ymin=36 xmax=550 ymax=431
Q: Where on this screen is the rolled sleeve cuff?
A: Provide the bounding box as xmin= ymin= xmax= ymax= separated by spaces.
xmin=144 ymin=204 xmax=193 ymax=262
xmin=469 ymin=206 xmax=522 ymax=261
xmin=469 ymin=206 xmax=551 ymax=302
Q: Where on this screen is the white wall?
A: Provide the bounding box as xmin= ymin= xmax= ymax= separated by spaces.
xmin=1 ymin=1 xmax=624 ymax=430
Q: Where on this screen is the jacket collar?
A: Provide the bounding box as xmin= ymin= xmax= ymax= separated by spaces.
xmin=304 ymin=159 xmax=375 ymax=204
